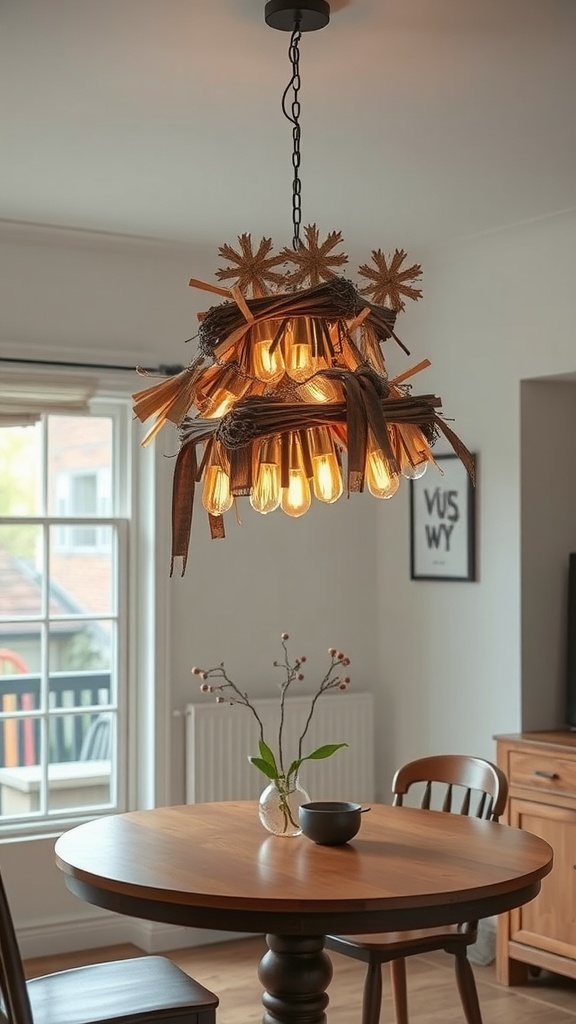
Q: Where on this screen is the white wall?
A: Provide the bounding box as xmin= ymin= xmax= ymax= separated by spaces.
xmin=1 ymin=210 xmax=575 ymax=953
xmin=376 ymin=210 xmax=576 ymax=788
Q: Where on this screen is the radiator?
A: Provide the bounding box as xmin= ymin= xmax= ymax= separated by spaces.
xmin=185 ymin=692 xmax=374 ymax=804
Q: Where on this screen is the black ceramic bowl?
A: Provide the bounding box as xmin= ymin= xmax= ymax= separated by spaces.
xmin=299 ymin=801 xmax=362 ymax=845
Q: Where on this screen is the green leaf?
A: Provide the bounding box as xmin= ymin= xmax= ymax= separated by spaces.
xmin=248 ymin=756 xmax=279 ymax=780
xmin=302 ymin=742 xmax=348 ymax=762
xmin=285 ymin=758 xmax=303 ymax=780
xmin=258 ymin=740 xmax=278 ymax=773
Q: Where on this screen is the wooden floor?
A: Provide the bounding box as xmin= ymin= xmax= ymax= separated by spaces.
xmin=25 ymin=936 xmax=576 ymax=1023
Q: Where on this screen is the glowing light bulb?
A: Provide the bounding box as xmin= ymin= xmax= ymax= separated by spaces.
xmin=283 ymin=318 xmax=320 ymax=383
xmin=365 ymin=436 xmax=400 ymax=499
xmin=250 ymin=436 xmax=281 ymax=514
xmin=297 ymin=375 xmax=340 ymax=404
xmin=196 ymin=367 xmax=249 ymax=419
xmin=202 ymin=465 xmax=233 ymax=515
xmin=204 ymin=391 xmax=236 ymax=419
xmin=309 ymin=427 xmax=343 ymax=504
xmin=402 ymin=461 xmax=428 ymax=480
xmin=250 ymin=321 xmax=285 ymax=384
xmin=202 ymin=443 xmax=233 ymax=515
xmin=281 ymin=434 xmax=311 ymax=517
xmin=391 ymin=424 xmax=432 ymax=480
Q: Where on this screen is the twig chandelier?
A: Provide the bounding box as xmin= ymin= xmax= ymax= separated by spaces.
xmin=133 ymin=0 xmax=474 ymax=575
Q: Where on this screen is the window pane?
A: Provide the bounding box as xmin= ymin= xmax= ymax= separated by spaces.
xmin=47 ymin=415 xmax=113 ymax=517
xmin=48 ymin=712 xmax=112 ymax=812
xmin=0 ymin=424 xmax=41 ymax=517
xmin=48 ymin=620 xmax=113 ymax=677
xmin=0 ymin=708 xmax=39 ymax=771
xmin=47 ymin=755 xmax=112 ymax=813
xmin=0 ymin=636 xmax=42 ymax=679
xmin=0 ymin=634 xmax=42 ymax=768
xmin=0 ymin=524 xmax=44 ymax=619
xmin=49 ymin=524 xmax=115 ymax=612
xmin=0 ymin=736 xmax=40 ymax=817
xmin=0 ymin=712 xmax=113 ymax=816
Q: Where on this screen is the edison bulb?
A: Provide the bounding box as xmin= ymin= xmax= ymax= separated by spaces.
xmin=203 ymin=391 xmax=237 ymax=420
xmin=402 ymin=461 xmax=428 ymax=480
xmin=309 ymin=427 xmax=343 ymax=504
xmin=281 ymin=470 xmax=311 ymax=517
xmin=366 ymin=443 xmax=400 ymax=499
xmin=250 ymin=437 xmax=281 ymax=514
xmin=202 ymin=464 xmax=233 ymax=515
xmin=283 ymin=318 xmax=320 ymax=383
xmin=251 ymin=321 xmax=285 ymax=384
xmin=281 ymin=434 xmax=311 ymax=517
xmin=297 ymin=375 xmax=340 ymax=404
xmin=197 ymin=368 xmax=249 ymax=419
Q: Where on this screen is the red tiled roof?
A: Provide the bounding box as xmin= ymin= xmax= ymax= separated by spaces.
xmin=0 ymin=545 xmax=75 ymax=622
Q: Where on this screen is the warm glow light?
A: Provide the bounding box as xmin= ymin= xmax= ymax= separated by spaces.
xmin=281 ymin=434 xmax=311 ymax=517
xmin=313 ymin=455 xmax=343 ymax=502
xmin=204 ymin=391 xmax=237 ymax=420
xmin=365 ymin=435 xmax=400 ymax=499
xmin=282 ymin=470 xmax=311 ymax=516
xmin=251 ymin=321 xmax=285 ymax=384
xmin=283 ymin=318 xmax=320 ymax=383
xmin=196 ymin=367 xmax=250 ymax=419
xmin=391 ymin=421 xmax=432 ymax=481
xmin=297 ymin=375 xmax=340 ymax=403
xmin=202 ymin=464 xmax=233 ymax=515
xmin=250 ymin=436 xmax=281 ymax=514
xmin=309 ymin=427 xmax=342 ymax=503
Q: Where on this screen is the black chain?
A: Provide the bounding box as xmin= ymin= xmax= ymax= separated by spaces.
xmin=281 ymin=20 xmax=303 ymax=250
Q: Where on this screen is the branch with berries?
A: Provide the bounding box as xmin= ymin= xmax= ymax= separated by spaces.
xmin=192 ymin=633 xmax=351 ymax=790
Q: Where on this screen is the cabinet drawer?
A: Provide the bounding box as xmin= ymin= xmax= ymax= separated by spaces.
xmin=509 ymin=751 xmax=576 ymax=797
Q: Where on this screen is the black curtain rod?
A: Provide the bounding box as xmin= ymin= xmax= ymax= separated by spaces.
xmin=0 ymin=356 xmax=185 ymax=376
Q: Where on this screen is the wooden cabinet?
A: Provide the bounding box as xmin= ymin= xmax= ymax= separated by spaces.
xmin=495 ymin=731 xmax=576 ymax=984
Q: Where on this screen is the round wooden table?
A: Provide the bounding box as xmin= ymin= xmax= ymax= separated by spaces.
xmin=55 ymin=801 xmax=553 ymax=1024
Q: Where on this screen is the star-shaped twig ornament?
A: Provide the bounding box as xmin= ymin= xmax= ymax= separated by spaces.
xmin=358 ymin=248 xmax=423 ymax=310
xmin=281 ymin=224 xmax=348 ymax=288
xmin=215 ymin=234 xmax=287 ymax=297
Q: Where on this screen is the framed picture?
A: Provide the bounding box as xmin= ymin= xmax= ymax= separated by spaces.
xmin=410 ymin=453 xmax=476 ymax=581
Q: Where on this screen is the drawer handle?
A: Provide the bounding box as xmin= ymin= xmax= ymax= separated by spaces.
xmin=534 ymin=770 xmax=559 ymax=780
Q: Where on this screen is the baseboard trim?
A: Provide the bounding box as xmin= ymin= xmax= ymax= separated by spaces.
xmin=19 ymin=913 xmax=136 ymax=959
xmin=130 ymin=920 xmax=252 ymax=953
xmin=19 ymin=912 xmax=253 ymax=959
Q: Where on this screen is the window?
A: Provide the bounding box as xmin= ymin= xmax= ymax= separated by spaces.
xmin=56 ymin=462 xmax=112 ymax=551
xmin=0 ymin=402 xmax=130 ymax=832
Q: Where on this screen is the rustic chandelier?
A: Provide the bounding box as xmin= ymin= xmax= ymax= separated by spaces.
xmin=133 ymin=0 xmax=474 ymax=575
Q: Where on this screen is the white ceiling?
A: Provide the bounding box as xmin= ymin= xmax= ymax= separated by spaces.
xmin=2 ymin=0 xmax=576 ymax=256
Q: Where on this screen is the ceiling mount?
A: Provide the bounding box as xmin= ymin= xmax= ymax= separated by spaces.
xmin=265 ymin=1 xmax=330 ymax=32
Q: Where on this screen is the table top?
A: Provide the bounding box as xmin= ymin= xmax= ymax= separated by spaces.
xmin=55 ymin=801 xmax=553 ymax=936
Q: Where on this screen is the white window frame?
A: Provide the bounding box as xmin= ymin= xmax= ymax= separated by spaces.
xmin=55 ymin=466 xmax=113 ymax=553
xmin=0 ymin=397 xmax=132 ymax=837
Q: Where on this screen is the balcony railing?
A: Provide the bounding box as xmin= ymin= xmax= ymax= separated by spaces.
xmin=0 ymin=671 xmax=111 ymax=767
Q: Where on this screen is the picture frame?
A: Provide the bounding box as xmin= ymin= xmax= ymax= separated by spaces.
xmin=409 ymin=453 xmax=476 ymax=581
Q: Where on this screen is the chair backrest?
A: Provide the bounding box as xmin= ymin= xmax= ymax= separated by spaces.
xmin=391 ymin=754 xmax=508 ymax=821
xmin=0 ymin=871 xmax=34 ymax=1024
xmin=79 ymin=713 xmax=111 ymax=761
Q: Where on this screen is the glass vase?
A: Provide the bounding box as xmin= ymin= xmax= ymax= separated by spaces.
xmin=258 ymin=776 xmax=311 ymax=837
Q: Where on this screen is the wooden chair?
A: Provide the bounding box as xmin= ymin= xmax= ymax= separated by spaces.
xmin=0 ymin=870 xmax=219 ymax=1024
xmin=325 ymin=754 xmax=509 ymax=1024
